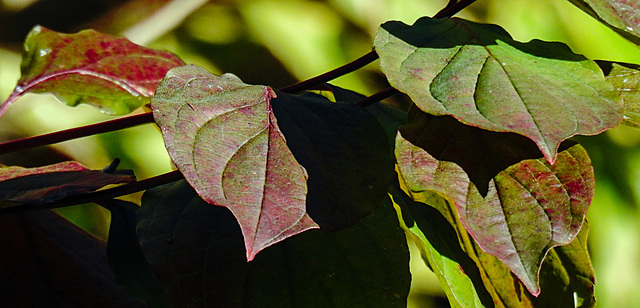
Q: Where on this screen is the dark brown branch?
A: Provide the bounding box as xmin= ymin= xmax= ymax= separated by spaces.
xmin=279 ymin=51 xmax=379 ymax=93
xmin=0 ymin=112 xmax=155 ymax=155
xmin=357 ymin=87 xmax=400 ymax=107
xmin=433 ymin=0 xmax=477 ymax=19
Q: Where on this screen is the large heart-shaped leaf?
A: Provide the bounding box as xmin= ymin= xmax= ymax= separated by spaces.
xmin=137 ymin=180 xmax=410 ymax=307
xmin=374 ymin=17 xmax=623 ymax=163
xmin=151 ymin=65 xmax=318 ymax=261
xmin=597 ymin=60 xmax=640 ymax=127
xmin=395 ymin=132 xmax=594 ymax=295
xmin=1 ymin=26 xmax=184 ymax=116
xmin=568 ymin=0 xmax=640 ymax=44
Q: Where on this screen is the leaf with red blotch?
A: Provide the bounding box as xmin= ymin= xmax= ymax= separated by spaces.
xmin=396 ymin=130 xmax=594 ymax=296
xmin=1 ymin=25 xmax=184 ymax=117
xmin=0 ymin=161 xmax=135 ymax=208
xmin=151 ymin=65 xmax=318 ymax=261
xmin=0 ymin=210 xmax=145 ymax=307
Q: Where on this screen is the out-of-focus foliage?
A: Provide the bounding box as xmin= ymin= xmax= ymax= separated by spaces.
xmin=1 ymin=0 xmax=639 ymax=307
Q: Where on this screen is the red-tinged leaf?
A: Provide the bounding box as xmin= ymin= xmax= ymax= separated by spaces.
xmin=395 ymin=132 xmax=594 ymax=296
xmin=374 ymin=17 xmax=623 ymax=163
xmin=151 ymin=65 xmax=318 ymax=261
xmin=0 ymin=162 xmax=135 ymax=208
xmin=1 ymin=25 xmax=184 ymax=116
xmin=568 ymin=0 xmax=640 ymax=44
xmin=0 ymin=210 xmax=144 ymax=307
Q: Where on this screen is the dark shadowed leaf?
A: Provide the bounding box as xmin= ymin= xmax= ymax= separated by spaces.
xmin=137 ymin=180 xmax=410 ymax=307
xmin=1 ymin=26 xmax=184 ymax=116
xmin=103 ymin=200 xmax=171 ymax=307
xmin=270 ymin=91 xmax=396 ymax=231
xmin=568 ymin=0 xmax=640 ymax=45
xmin=152 ymin=65 xmax=318 ymax=261
xmin=0 ymin=210 xmax=144 ymax=307
xmin=597 ymin=60 xmax=640 ymax=127
xmin=374 ymin=17 xmax=623 ymax=163
xmin=0 ymin=162 xmax=135 ymax=208
xmin=396 ymin=131 xmax=594 ymax=295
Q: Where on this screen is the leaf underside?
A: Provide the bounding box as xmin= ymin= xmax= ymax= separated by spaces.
xmin=1 ymin=26 xmax=184 ymax=116
xmin=597 ymin=60 xmax=640 ymax=127
xmin=374 ymin=16 xmax=623 ymax=163
xmin=151 ymin=65 xmax=317 ymax=261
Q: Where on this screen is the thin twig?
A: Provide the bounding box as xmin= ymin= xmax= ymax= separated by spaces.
xmin=357 ymin=87 xmax=400 ymax=107
xmin=279 ymin=51 xmax=379 ymax=93
xmin=0 ymin=112 xmax=155 ymax=155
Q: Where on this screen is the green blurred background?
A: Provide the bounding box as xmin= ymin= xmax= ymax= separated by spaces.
xmin=1 ymin=0 xmax=639 ymax=307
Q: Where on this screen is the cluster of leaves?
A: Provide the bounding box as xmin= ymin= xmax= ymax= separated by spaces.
xmin=1 ymin=0 xmax=639 ymax=307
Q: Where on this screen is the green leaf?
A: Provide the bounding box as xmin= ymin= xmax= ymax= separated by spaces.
xmin=395 ymin=180 xmax=596 ymax=307
xmin=0 ymin=210 xmax=144 ymax=307
xmin=152 ymin=65 xmax=318 ymax=261
xmin=0 ymin=162 xmax=135 ymax=209
xmin=374 ymin=17 xmax=623 ymax=163
xmin=1 ymin=26 xmax=184 ymax=116
xmin=395 ymin=131 xmax=594 ymax=296
xmin=597 ymin=60 xmax=640 ymax=127
xmin=568 ymin=0 xmax=640 ymax=45
xmin=137 ymin=180 xmax=411 ymax=307
xmin=104 ymin=200 xmax=171 ymax=307
xmin=389 ymin=183 xmax=492 ymax=308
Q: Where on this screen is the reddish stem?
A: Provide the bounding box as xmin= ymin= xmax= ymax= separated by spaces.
xmin=0 ymin=112 xmax=155 ymax=155
xmin=279 ymin=51 xmax=379 ymax=93
xmin=357 ymin=87 xmax=400 ymax=107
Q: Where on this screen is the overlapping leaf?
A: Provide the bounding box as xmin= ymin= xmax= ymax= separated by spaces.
xmin=568 ymin=0 xmax=640 ymax=45
xmin=597 ymin=60 xmax=640 ymax=127
xmin=0 ymin=161 xmax=135 ymax=209
xmin=374 ymin=17 xmax=623 ymax=163
xmin=137 ymin=180 xmax=410 ymax=307
xmin=1 ymin=26 xmax=184 ymax=116
xmin=395 ymin=130 xmax=594 ymax=295
xmin=0 ymin=210 xmax=144 ymax=307
xmin=151 ymin=65 xmax=318 ymax=261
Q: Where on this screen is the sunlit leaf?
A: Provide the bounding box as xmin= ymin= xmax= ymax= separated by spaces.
xmin=389 ymin=184 xmax=492 ymax=308
xmin=0 ymin=162 xmax=135 ymax=208
xmin=1 ymin=26 xmax=184 ymax=116
xmin=374 ymin=17 xmax=623 ymax=163
xmin=0 ymin=210 xmax=144 ymax=307
xmin=597 ymin=60 xmax=640 ymax=127
xmin=137 ymin=180 xmax=410 ymax=307
xmin=151 ymin=65 xmax=318 ymax=261
xmin=396 ymin=131 xmax=594 ymax=295
xmin=568 ymin=0 xmax=640 ymax=44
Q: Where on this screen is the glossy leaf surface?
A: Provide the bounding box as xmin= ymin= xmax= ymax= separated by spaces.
xmin=1 ymin=26 xmax=184 ymax=116
xmin=0 ymin=210 xmax=144 ymax=307
xmin=568 ymin=0 xmax=640 ymax=44
xmin=396 ymin=131 xmax=594 ymax=295
xmin=598 ymin=61 xmax=640 ymax=127
xmin=374 ymin=17 xmax=623 ymax=162
xmin=0 ymin=162 xmax=135 ymax=208
xmin=138 ymin=180 xmax=410 ymax=307
xmin=151 ymin=65 xmax=317 ymax=261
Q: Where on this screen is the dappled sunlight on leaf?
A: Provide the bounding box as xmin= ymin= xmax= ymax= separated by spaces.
xmin=375 ymin=17 xmax=623 ymax=163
